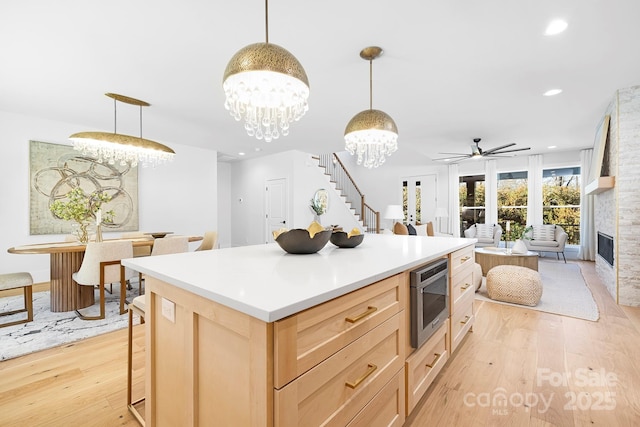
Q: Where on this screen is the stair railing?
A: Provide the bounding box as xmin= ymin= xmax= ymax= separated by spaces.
xmin=318 ymin=153 xmax=380 ymax=233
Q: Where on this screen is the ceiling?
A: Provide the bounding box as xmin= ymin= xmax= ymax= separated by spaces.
xmin=2 ymin=1 xmax=639 ymax=167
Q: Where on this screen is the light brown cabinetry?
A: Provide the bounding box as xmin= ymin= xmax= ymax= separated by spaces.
xmin=448 ymin=245 xmax=475 ymax=353
xmin=145 ymin=272 xmax=406 ymax=426
xmin=273 ymin=273 xmax=406 ymax=426
xmin=402 ymin=243 xmax=476 ymax=415
xmin=405 ymin=318 xmax=449 ymax=414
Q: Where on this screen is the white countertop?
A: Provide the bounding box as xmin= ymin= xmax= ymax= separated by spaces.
xmin=122 ymin=234 xmax=474 ymax=322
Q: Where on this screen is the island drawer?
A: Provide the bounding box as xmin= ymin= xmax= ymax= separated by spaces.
xmin=347 ymin=369 xmax=405 ymax=427
xmin=405 ymin=318 xmax=449 ymax=415
xmin=450 ymin=245 xmax=475 ymax=276
xmin=450 ymin=290 xmax=474 ymax=353
xmin=450 ymin=263 xmax=475 ymax=309
xmin=274 ymin=312 xmax=405 ymax=427
xmin=274 ymin=273 xmax=406 ymax=388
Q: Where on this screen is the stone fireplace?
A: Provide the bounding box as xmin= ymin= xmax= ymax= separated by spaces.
xmin=593 ymin=84 xmax=640 ymax=306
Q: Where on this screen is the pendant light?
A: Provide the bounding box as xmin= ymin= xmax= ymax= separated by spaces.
xmin=70 ymin=93 xmax=174 ymax=168
xmin=223 ymin=0 xmax=310 ymax=142
xmin=344 ymin=46 xmax=398 ymax=169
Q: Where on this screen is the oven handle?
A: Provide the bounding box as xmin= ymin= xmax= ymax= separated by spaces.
xmin=418 ymin=268 xmax=448 ymax=293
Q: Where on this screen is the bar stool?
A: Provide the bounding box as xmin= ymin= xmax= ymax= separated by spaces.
xmin=0 ymin=272 xmax=34 ymax=328
xmin=127 ymin=295 xmax=146 ymax=425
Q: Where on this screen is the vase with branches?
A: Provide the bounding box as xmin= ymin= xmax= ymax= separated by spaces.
xmin=49 ymin=187 xmax=115 ymax=243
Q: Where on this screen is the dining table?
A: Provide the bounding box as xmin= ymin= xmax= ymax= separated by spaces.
xmin=7 ymin=235 xmax=203 ymax=312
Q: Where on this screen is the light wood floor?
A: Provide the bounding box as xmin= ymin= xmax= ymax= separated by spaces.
xmin=1 ymin=261 xmax=639 ymax=426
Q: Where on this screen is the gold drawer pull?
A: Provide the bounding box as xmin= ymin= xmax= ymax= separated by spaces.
xmin=345 ymin=306 xmax=377 ymax=323
xmin=460 ymin=256 xmax=471 ymax=263
xmin=425 ymin=353 xmax=441 ymax=368
xmin=460 ymin=283 xmax=471 ymax=291
xmin=460 ymin=315 xmax=471 ymax=325
xmin=345 ymin=363 xmax=377 ymax=389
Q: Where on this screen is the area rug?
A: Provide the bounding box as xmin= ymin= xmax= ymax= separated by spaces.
xmin=0 ymin=284 xmax=141 ymax=361
xmin=475 ymin=260 xmax=600 ymax=321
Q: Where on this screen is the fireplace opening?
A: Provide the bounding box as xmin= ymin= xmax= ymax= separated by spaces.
xmin=597 ymin=232 xmax=614 ymax=266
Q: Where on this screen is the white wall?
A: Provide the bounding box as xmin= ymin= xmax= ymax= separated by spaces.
xmin=0 ymin=110 xmax=218 ymax=283
xmin=217 ymin=161 xmax=232 ymax=248
xmin=229 ymin=151 xmax=360 ymax=247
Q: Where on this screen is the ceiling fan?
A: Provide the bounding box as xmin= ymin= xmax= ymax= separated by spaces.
xmin=432 ymin=138 xmax=531 ymax=162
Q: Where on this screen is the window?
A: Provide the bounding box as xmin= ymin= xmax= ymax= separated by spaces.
xmin=459 ymin=174 xmax=485 ymax=235
xmin=497 ymin=171 xmax=528 ymax=237
xmin=543 ymin=167 xmax=581 ymax=244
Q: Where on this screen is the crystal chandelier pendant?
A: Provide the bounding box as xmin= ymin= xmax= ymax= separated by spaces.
xmin=222 ymin=1 xmax=309 ymax=141
xmin=344 ymin=47 xmax=398 ymax=169
xmin=223 ymin=46 xmax=309 ymax=142
xmin=69 ymin=93 xmax=175 ymax=168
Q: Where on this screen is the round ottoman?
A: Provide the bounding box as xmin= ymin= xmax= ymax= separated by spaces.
xmin=486 ymin=265 xmax=542 ymax=306
xmin=473 ymin=262 xmax=483 ymax=291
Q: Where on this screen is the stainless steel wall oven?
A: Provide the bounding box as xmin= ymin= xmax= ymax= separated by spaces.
xmin=410 ymin=258 xmax=449 ymax=348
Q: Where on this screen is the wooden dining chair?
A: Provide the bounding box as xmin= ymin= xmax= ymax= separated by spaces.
xmin=127 ymin=294 xmax=146 ymax=426
xmin=0 ymin=272 xmax=34 ymax=328
xmin=136 ymin=236 xmax=189 ymax=295
xmin=195 ymin=231 xmax=218 ymax=251
xmin=121 ymin=232 xmax=153 ymax=257
xmin=72 ymin=241 xmax=135 ymax=320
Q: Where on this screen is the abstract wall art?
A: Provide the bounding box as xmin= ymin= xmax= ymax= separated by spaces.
xmin=29 ymin=140 xmax=139 ymax=235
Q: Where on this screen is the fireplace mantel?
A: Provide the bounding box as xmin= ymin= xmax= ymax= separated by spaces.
xmin=586 ymin=176 xmax=615 ymax=195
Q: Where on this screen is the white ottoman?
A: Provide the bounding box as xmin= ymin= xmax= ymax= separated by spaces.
xmin=473 ymin=262 xmax=483 ymax=291
xmin=486 ymin=265 xmax=542 ymax=306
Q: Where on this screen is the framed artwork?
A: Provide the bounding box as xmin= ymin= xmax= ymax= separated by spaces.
xmin=29 ymin=140 xmax=139 ymax=235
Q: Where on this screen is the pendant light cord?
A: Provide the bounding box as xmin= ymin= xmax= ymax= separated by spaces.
xmin=112 ymin=96 xmax=145 ymax=139
xmin=369 ymin=59 xmax=373 ymax=110
xmin=265 ymin=0 xmax=269 ymax=44
xmin=113 ymin=98 xmax=118 ymax=134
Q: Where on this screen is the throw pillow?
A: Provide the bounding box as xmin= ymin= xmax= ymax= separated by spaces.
xmin=393 ymin=222 xmax=409 ymax=235
xmin=533 ymin=224 xmax=556 ymax=241
xmin=407 ymin=224 xmax=417 ymax=235
xmin=476 ymin=223 xmax=494 ymax=240
xmin=426 ymin=221 xmax=434 ymax=237
xmin=414 ymin=224 xmax=428 ymax=236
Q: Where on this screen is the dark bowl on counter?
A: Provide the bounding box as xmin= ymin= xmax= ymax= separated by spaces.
xmin=275 ymin=229 xmax=332 ymax=254
xmin=330 ymin=231 xmax=365 ymax=248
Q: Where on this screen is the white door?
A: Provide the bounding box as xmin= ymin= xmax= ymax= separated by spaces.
xmin=403 ymin=175 xmax=437 ymax=226
xmin=265 ymin=178 xmax=288 ymax=243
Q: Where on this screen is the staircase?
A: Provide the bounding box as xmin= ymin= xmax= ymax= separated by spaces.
xmin=316 ymin=154 xmax=380 ymax=233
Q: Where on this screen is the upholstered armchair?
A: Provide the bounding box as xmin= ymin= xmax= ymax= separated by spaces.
xmin=523 ymin=225 xmax=568 ymax=262
xmin=464 ymin=223 xmax=503 ymax=247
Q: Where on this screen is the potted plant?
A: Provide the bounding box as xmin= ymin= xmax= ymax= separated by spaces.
xmin=49 ymin=187 xmax=115 ymax=243
xmin=309 ymin=189 xmax=328 ymax=225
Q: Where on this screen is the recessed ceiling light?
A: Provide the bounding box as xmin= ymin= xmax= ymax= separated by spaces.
xmin=543 ymin=89 xmax=563 ymax=96
xmin=548 ymin=145 xmax=557 ymax=149
xmin=238 ymin=152 xmax=246 ymax=156
xmin=544 ymin=19 xmax=568 ymax=35
xmin=254 ymin=147 xmax=262 ymax=152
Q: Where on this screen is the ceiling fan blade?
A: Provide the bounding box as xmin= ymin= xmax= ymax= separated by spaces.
xmin=432 ymin=154 xmax=472 ymax=161
xmin=488 ymin=147 xmax=531 ymax=155
xmin=482 ymin=143 xmax=515 ymax=155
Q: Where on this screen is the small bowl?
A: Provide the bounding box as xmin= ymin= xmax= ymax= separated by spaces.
xmin=145 ymin=232 xmax=172 ymax=239
xmin=275 ymin=229 xmax=332 ymax=254
xmin=330 ymin=231 xmax=364 ymax=248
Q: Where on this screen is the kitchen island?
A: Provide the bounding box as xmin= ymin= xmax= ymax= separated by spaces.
xmin=122 ymin=234 xmax=476 ymax=426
